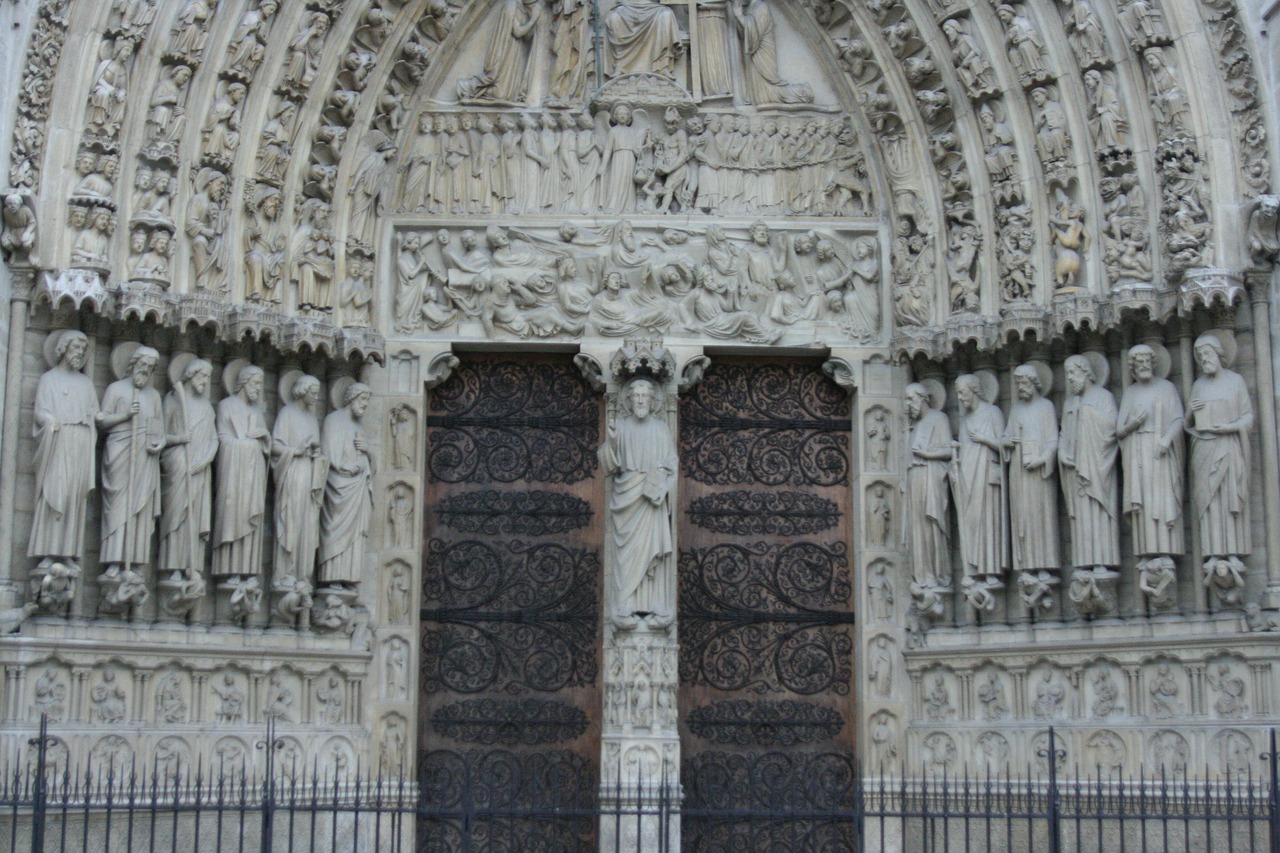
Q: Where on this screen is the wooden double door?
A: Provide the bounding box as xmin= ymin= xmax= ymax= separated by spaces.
xmin=419 ymin=355 xmax=856 ymax=852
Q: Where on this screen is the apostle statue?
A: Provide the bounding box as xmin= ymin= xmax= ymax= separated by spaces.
xmin=1003 ymin=364 xmax=1059 ymax=577
xmin=98 ymin=345 xmax=164 ymax=577
xmin=1116 ymin=344 xmax=1184 ymax=594
xmin=951 ymin=375 xmax=1007 ymax=587
xmin=318 ymin=382 xmax=376 ymax=589
xmin=599 ymin=378 xmax=677 ymax=628
xmin=272 ymin=373 xmax=325 ymax=591
xmin=212 ymin=363 xmax=270 ymax=585
xmin=158 ymin=356 xmax=218 ymax=578
xmin=456 ymin=0 xmax=541 ymax=102
xmin=606 ymin=0 xmax=682 ymax=78
xmin=905 ymin=382 xmax=952 ymax=590
xmin=1058 ymin=354 xmax=1119 ymax=571
xmin=1187 ymin=334 xmax=1254 ymax=573
xmin=29 ymin=331 xmax=98 ymax=563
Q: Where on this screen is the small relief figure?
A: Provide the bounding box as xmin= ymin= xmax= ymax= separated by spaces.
xmin=319 ymin=383 xmax=376 ymax=590
xmin=389 ymin=405 xmax=417 ymax=470
xmin=339 ymin=259 xmax=373 ymax=327
xmin=379 ymin=717 xmax=408 ymax=776
xmin=186 ymin=168 xmax=229 ymax=291
xmin=97 ymin=346 xmax=164 ymax=583
xmin=1059 ymin=355 xmax=1120 ymax=571
xmin=144 ymin=65 xmax=193 ymax=155
xmin=1031 ymin=87 xmax=1069 ymax=166
xmin=1060 ymin=0 xmax=1108 ymax=67
xmin=1 ymin=193 xmax=37 ymax=264
xmin=212 ymin=364 xmax=270 ymax=586
xmin=1050 ymin=205 xmax=1087 ymax=289
xmin=870 ymin=712 xmax=898 ymax=770
xmin=86 ymin=38 xmax=135 ymax=139
xmin=1033 ymin=670 xmax=1066 ymax=719
xmin=1085 ymin=69 xmax=1129 ymax=151
xmin=977 ymin=672 xmax=1009 ymax=721
xmin=729 ymin=0 xmax=814 ymax=104
xmin=905 ymin=383 xmax=952 ymax=590
xmin=32 ymin=668 xmax=67 ymax=721
xmin=29 ymin=331 xmax=98 ymax=564
xmin=942 ymin=19 xmax=996 ymax=99
xmin=867 ymin=485 xmax=892 ymax=548
xmin=212 ymin=675 xmax=246 ymax=723
xmin=227 ymin=0 xmax=280 ymax=75
xmin=866 ymin=407 xmax=891 ymax=471
xmin=1247 ymin=194 xmax=1280 ymax=267
xmin=262 ymin=673 xmax=294 ymax=723
xmin=33 ymin=561 xmax=80 ymax=614
xmin=155 ymin=672 xmax=187 ymax=723
xmin=203 ymin=81 xmax=247 ymax=161
xmin=90 ymin=669 xmax=127 ymax=725
xmin=1143 ymin=48 xmax=1189 ymax=133
xmin=924 ymin=675 xmax=954 ymax=721
xmin=868 ymin=636 xmax=893 ymax=698
xmin=293 ymin=199 xmax=334 ymax=311
xmin=605 ymin=0 xmax=681 ymax=78
xmin=1092 ymin=670 xmax=1120 ymax=717
xmin=867 ymin=561 xmax=894 ymax=621
xmin=599 ymin=379 xmax=677 ymax=629
xmin=387 ymin=484 xmax=415 ymax=550
xmin=316 ymin=674 xmax=344 ymax=724
xmin=997 ymin=4 xmax=1049 ymax=85
xmin=284 ymin=12 xmax=330 ymax=90
xmin=457 ymin=0 xmax=541 ymax=102
xmin=1148 ymin=663 xmax=1179 ymax=718
xmin=70 ymin=208 xmax=113 ymax=271
xmin=271 ymin=374 xmax=325 ymax=591
xmin=1151 ymin=731 xmax=1189 ymax=774
xmin=1208 ymin=663 xmax=1247 ymax=717
xmin=244 ymin=184 xmax=285 ymax=302
xmin=386 ymin=563 xmax=411 ymax=623
xmin=549 ymin=0 xmax=592 ymax=105
xmin=348 ymin=139 xmax=397 ymax=250
xmin=384 ymin=639 xmax=409 ymax=700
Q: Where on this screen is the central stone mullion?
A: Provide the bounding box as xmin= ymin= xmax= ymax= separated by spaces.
xmin=595 ymin=340 xmax=684 ymax=853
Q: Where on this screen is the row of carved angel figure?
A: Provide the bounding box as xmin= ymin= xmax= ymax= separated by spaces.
xmin=393 ymin=222 xmax=880 ymax=343
xmin=26 ymin=331 xmax=375 ymax=630
xmin=904 ymin=336 xmax=1253 ymax=618
xmin=397 ymin=108 xmax=869 ymax=218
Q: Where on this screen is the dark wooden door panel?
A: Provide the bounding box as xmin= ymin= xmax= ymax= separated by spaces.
xmin=420 ymin=355 xmax=603 ymax=853
xmin=678 ymin=360 xmax=856 ymax=851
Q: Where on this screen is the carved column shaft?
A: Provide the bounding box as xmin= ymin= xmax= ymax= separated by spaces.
xmin=1248 ymin=283 xmax=1280 ymax=604
xmin=0 ymin=270 xmax=34 ymax=591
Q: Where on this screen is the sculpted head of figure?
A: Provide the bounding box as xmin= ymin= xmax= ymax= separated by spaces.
xmin=750 ymin=221 xmax=769 ymax=245
xmin=130 ymin=228 xmax=147 ymax=254
xmin=955 ymin=374 xmax=981 ymax=412
xmin=1259 ymin=194 xmax=1280 ymax=218
xmin=1013 ymin=364 xmax=1041 ymax=401
xmin=183 ymin=359 xmax=213 ymax=395
xmin=1084 ymin=69 xmax=1101 ymax=90
xmin=56 ymin=330 xmax=89 ymax=371
xmin=460 ymin=229 xmax=477 ymax=251
xmin=603 ymin=270 xmax=624 ymax=293
xmin=905 ymin=382 xmax=930 ymax=421
xmin=1128 ymin=344 xmax=1155 ymax=383
xmin=485 ymin=225 xmax=508 ymax=250
xmin=293 ymin=375 xmax=321 ymax=409
xmin=129 ymin=347 xmax=161 ymax=388
xmin=626 ymin=379 xmax=658 ymax=420
xmin=611 ymin=103 xmax=633 ymax=127
xmin=237 ymin=365 xmax=265 ymax=402
xmin=344 ymin=382 xmax=373 ymax=417
xmin=1194 ymin=334 xmax=1225 ymax=376
xmin=1064 ymin=354 xmax=1095 ymax=395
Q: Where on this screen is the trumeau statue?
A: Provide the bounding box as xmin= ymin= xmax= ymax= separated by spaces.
xmin=29 ymin=331 xmax=98 ymax=563
xmin=600 ymin=378 xmax=677 ymax=629
xmin=905 ymin=382 xmax=951 ymax=590
xmin=318 ymin=382 xmax=376 ymax=589
xmin=212 ymin=363 xmax=270 ymax=582
xmin=272 ymin=373 xmax=325 ymax=591
xmin=1059 ymin=354 xmax=1119 ymax=570
xmin=952 ymin=374 xmax=1007 ymax=583
xmin=98 ymin=345 xmax=164 ymax=576
xmin=1116 ymin=344 xmax=1184 ymax=561
xmin=158 ymin=356 xmax=217 ymax=578
xmin=1003 ymin=364 xmax=1059 ymax=574
xmin=1188 ymin=335 xmax=1253 ymax=563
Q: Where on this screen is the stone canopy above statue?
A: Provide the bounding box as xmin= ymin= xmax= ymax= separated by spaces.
xmin=450 ymin=0 xmax=826 ymax=108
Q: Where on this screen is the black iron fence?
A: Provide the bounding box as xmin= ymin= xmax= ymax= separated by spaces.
xmin=0 ymin=718 xmax=1276 ymax=853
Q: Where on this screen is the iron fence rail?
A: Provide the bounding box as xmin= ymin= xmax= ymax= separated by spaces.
xmin=0 ymin=720 xmax=1275 ymax=853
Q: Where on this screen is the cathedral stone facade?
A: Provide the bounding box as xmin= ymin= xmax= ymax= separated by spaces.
xmin=0 ymin=0 xmax=1279 ymax=844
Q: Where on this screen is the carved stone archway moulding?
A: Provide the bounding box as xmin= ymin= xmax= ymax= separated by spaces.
xmin=3 ymin=0 xmax=1273 ymax=361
